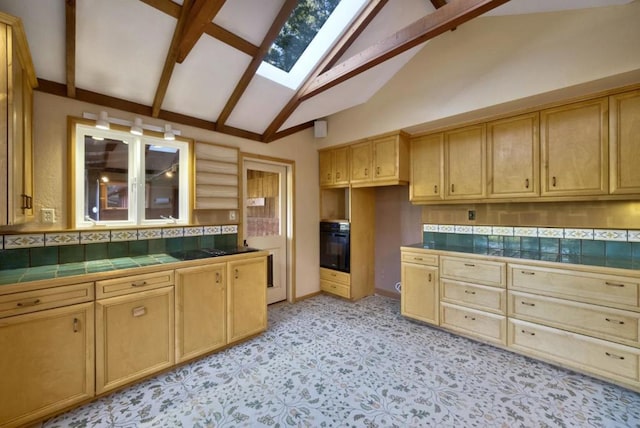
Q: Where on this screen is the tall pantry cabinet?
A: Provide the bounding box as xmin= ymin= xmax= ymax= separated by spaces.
xmin=0 ymin=11 xmax=37 ymax=225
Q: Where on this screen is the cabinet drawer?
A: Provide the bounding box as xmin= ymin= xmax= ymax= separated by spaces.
xmin=320 ymin=268 xmax=350 ymax=286
xmin=0 ymin=282 xmax=94 ymax=318
xmin=320 ymin=279 xmax=350 ymax=299
xmin=441 ymin=279 xmax=506 ymax=314
xmin=96 ymin=270 xmax=175 ymax=298
xmin=401 ymin=251 xmax=438 ymax=266
xmin=441 ymin=256 xmax=506 ymax=287
xmin=440 ymin=302 xmax=506 ymax=345
xmin=509 ymin=319 xmax=640 ymax=383
xmin=509 ymin=291 xmax=640 ymax=346
xmin=510 ymin=264 xmax=639 ymax=310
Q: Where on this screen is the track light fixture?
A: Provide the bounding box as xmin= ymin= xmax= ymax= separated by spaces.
xmin=164 ymin=124 xmax=175 ymax=141
xmin=95 ymin=111 xmax=110 ymax=130
xmin=130 ymin=117 xmax=143 ymax=135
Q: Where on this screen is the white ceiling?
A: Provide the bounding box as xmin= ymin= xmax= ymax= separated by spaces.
xmin=0 ymin=0 xmax=633 ymax=141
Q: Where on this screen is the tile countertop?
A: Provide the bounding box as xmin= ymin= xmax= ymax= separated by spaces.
xmin=0 ymin=247 xmax=260 ymax=285
xmin=404 ymin=243 xmax=640 ymax=271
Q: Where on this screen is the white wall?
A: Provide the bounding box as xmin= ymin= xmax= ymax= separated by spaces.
xmin=28 ymin=92 xmax=320 ymax=299
xmin=318 ymin=1 xmax=640 ymax=147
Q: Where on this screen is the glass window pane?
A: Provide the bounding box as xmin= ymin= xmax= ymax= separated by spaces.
xmin=246 ymin=170 xmax=280 ymax=237
xmin=84 ymin=135 xmax=129 ymax=222
xmin=144 ymin=143 xmax=180 ymax=221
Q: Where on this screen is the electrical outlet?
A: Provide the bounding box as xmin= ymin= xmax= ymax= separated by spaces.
xmin=41 ymin=208 xmax=55 ymax=224
xmin=468 ymin=210 xmax=476 ymax=221
xmin=229 ymin=210 xmax=237 ymax=221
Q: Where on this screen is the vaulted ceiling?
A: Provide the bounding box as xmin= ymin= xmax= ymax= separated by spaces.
xmin=0 ymin=0 xmax=632 ymax=142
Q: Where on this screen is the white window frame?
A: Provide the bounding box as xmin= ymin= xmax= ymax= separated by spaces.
xmin=74 ymin=122 xmax=190 ymax=228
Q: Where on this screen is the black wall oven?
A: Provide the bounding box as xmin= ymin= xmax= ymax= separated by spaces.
xmin=319 ymin=221 xmax=350 ymax=273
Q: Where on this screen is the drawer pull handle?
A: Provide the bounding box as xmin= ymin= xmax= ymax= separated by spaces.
xmin=376 ymin=166 xmax=380 ymax=175
xmin=605 ymin=352 xmax=625 ymax=360
xmin=520 ymin=271 xmax=535 ymax=276
xmin=132 ymin=306 xmax=147 ymax=317
xmin=451 ymin=183 xmax=455 ymax=193
xmin=336 ymin=172 xmax=340 ymax=179
xmin=464 ymin=290 xmax=476 ymax=295
xmin=552 ymin=176 xmax=557 ymax=187
xmin=364 ymin=168 xmax=368 ymax=177
xmin=215 ymin=272 xmax=221 ymax=283
xmin=464 ymin=315 xmax=476 ymax=321
xmin=331 ymin=273 xmax=337 ymax=276
xmin=521 ymin=302 xmax=536 ymax=307
xmin=434 ymin=185 xmax=438 ymax=194
xmin=17 ymin=299 xmax=41 ymax=307
xmin=73 ymin=317 xmax=79 ymax=333
xmin=235 ymin=269 xmax=239 ymax=279
xmin=413 ymin=257 xmax=423 ymax=261
xmin=525 ymin=178 xmax=529 ymax=189
xmin=132 ymin=281 xmax=148 ymax=287
xmin=521 ymin=329 xmax=535 ymax=336
xmin=605 ymin=282 xmax=625 ymax=288
xmin=464 ymin=263 xmax=475 ymax=267
xmin=605 ymin=318 xmax=625 ymax=325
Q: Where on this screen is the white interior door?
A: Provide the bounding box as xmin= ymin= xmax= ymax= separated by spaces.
xmin=243 ymin=160 xmax=287 ymax=304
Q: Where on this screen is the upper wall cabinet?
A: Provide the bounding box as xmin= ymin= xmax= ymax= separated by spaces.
xmin=0 ymin=12 xmax=37 ymax=225
xmin=487 ymin=113 xmax=539 ymax=199
xmin=444 ymin=124 xmax=486 ymax=200
xmin=540 ymin=98 xmax=609 ymax=197
xmin=319 ymin=146 xmax=349 ymax=188
xmin=410 ymin=133 xmax=444 ymax=202
xmin=350 ymin=132 xmax=409 ymax=188
xmin=609 ymin=90 xmax=640 ymax=195
xmin=194 ymin=142 xmax=239 ymax=210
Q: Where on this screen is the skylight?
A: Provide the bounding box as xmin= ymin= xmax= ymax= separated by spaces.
xmin=257 ymin=0 xmax=368 ymax=90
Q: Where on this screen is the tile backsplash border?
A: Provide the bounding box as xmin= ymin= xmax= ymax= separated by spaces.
xmin=1 ymin=225 xmax=239 ymax=250
xmin=423 ymin=224 xmax=640 ymax=242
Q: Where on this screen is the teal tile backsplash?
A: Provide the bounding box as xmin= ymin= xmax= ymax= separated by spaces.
xmin=0 ymin=225 xmax=238 ymax=271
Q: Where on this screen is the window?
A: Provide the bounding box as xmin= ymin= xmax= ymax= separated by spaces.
xmin=72 ymin=120 xmax=191 ymax=228
xmin=257 ymin=0 xmax=367 ymax=90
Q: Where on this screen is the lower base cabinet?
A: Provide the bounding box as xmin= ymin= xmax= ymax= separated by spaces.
xmin=440 ymin=302 xmax=506 ymax=345
xmin=228 ymin=257 xmax=267 ymax=343
xmin=0 ymin=303 xmax=94 ymax=428
xmin=96 ymin=287 xmax=175 ymax=394
xmin=175 ymin=263 xmax=227 ymax=363
xmin=400 ymin=258 xmax=439 ymax=325
xmin=320 ymin=268 xmax=351 ymax=299
xmin=509 ymin=318 xmax=640 ymax=387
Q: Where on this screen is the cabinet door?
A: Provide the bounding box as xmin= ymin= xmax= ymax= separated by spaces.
xmin=96 ymin=287 xmax=174 ymax=393
xmin=487 ymin=113 xmax=539 ymax=198
xmin=401 ymin=262 xmax=439 ymax=325
xmin=175 ymin=264 xmax=226 ymax=363
xmin=333 ymin=147 xmax=350 ymax=186
xmin=410 ymin=133 xmax=444 ymax=201
xmin=541 ymin=98 xmax=608 ymax=196
xmin=228 ymin=257 xmax=267 ymax=343
xmin=319 ymin=150 xmax=333 ymax=187
xmin=373 ymin=136 xmax=398 ymax=180
xmin=444 ymin=124 xmax=486 ymax=199
xmin=610 ymin=90 xmax=640 ymax=195
xmin=0 ymin=303 xmax=94 ymax=428
xmin=350 ymin=141 xmax=372 ymax=183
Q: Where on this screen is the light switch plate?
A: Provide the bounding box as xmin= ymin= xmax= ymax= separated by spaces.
xmin=229 ymin=210 xmax=237 ymax=221
xmin=41 ymin=208 xmax=55 ymax=224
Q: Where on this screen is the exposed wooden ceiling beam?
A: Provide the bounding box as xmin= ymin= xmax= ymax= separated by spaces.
xmin=300 ymin=0 xmax=510 ymax=102
xmin=65 ymin=0 xmax=76 ymax=98
xmin=263 ymin=0 xmax=389 ymax=141
xmin=139 ymin=0 xmax=258 ymax=57
xmin=176 ymin=0 xmax=226 ymax=63
xmin=216 ymin=0 xmax=298 ymax=128
xmin=36 ymin=78 xmax=265 ymax=142
xmin=151 ymin=0 xmax=193 ymax=117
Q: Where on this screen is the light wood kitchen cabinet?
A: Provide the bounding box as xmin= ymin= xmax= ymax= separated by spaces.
xmin=175 ymin=263 xmax=226 ymax=363
xmin=319 ymin=146 xmax=349 ymax=188
xmin=0 ymin=302 xmax=94 ymax=428
xmin=541 ymin=98 xmax=609 ymax=196
xmin=444 ymin=124 xmax=486 ymax=199
xmin=409 ymin=133 xmax=444 ymax=202
xmin=400 ymin=250 xmax=439 ymax=325
xmin=227 ymin=256 xmax=267 ymax=343
xmin=320 ymin=267 xmax=351 ymax=299
xmin=609 ymin=90 xmax=640 ymax=195
xmin=487 ymin=113 xmax=539 ymax=198
xmin=0 ymin=12 xmax=37 ymax=226
xmin=96 ymin=286 xmax=175 ymax=393
xmin=350 ymin=132 xmax=409 ymax=187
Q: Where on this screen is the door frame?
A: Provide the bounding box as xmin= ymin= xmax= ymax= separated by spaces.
xmin=240 ymin=153 xmax=295 ymax=303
